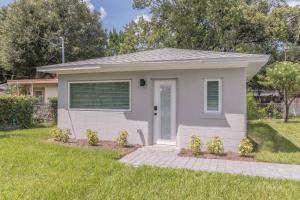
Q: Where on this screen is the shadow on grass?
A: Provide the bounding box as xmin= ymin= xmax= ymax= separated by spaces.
xmin=248 ymin=122 xmax=300 ymax=153
xmin=0 ymin=134 xmax=12 ymax=139
xmin=0 ymin=124 xmax=52 ymax=139
xmin=0 ymin=132 xmax=28 ymax=139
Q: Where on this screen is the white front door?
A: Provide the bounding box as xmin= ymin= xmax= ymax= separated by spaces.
xmin=154 ymin=80 xmax=176 ymax=145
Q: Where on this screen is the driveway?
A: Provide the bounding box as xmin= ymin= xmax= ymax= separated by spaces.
xmin=120 ymin=145 xmax=300 ymax=180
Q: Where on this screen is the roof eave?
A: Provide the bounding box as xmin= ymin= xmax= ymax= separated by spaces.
xmin=37 ymin=55 xmax=270 ymax=81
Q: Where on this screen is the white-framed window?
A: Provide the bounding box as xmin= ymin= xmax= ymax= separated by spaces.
xmin=68 ymin=80 xmax=131 ymax=111
xmin=33 ymin=90 xmax=44 ymax=104
xmin=204 ymin=79 xmax=222 ymax=113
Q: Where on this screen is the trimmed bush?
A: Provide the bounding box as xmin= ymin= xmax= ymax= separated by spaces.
xmin=47 ymin=97 xmax=58 ymax=123
xmin=50 ymin=128 xmax=70 ymax=143
xmin=247 ymin=91 xmax=265 ymax=120
xmin=0 ymin=95 xmax=37 ymax=129
xmin=190 ymin=135 xmax=201 ymax=155
xmin=207 ymin=136 xmax=224 ymax=155
xmin=238 ymin=138 xmax=254 ymax=156
xmin=117 ymin=131 xmax=128 ymax=147
xmin=86 ymin=129 xmax=99 ymax=145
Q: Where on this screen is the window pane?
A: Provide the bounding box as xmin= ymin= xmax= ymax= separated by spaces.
xmin=160 ymin=85 xmax=171 ymax=140
xmin=34 ymin=91 xmax=44 ymax=104
xmin=70 ymin=81 xmax=130 ymax=110
xmin=207 ymin=81 xmax=219 ymax=111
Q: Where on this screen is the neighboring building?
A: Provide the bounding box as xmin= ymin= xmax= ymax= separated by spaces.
xmin=253 ymin=89 xmax=300 ymax=116
xmin=7 ymin=79 xmax=58 ymax=104
xmin=37 ymin=48 xmax=269 ymax=152
xmin=253 ymin=89 xmax=282 ymax=103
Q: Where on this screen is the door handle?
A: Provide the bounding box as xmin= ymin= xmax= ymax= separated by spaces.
xmin=154 ymin=113 xmax=157 ymax=116
xmin=154 ymin=106 xmax=158 ymax=111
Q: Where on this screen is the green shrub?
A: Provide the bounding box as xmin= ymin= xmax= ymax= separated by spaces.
xmin=207 ymin=136 xmax=224 ymax=155
xmin=247 ymin=90 xmax=282 ymax=120
xmin=47 ymin=97 xmax=58 ymax=123
xmin=50 ymin=128 xmax=70 ymax=143
xmin=86 ymin=129 xmax=99 ymax=145
xmin=117 ymin=131 xmax=128 ymax=147
xmin=265 ymin=102 xmax=282 ymax=119
xmin=238 ymin=138 xmax=254 ymax=156
xmin=190 ymin=135 xmax=201 ymax=155
xmin=0 ymin=95 xmax=37 ymax=129
xmin=247 ymin=91 xmax=265 ymax=120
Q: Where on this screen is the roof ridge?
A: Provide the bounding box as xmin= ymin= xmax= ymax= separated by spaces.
xmin=37 ymin=48 xmax=269 ymax=69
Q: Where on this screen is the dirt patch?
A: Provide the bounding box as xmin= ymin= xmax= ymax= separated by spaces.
xmin=179 ymin=149 xmax=255 ymax=162
xmin=46 ymin=138 xmax=141 ymax=157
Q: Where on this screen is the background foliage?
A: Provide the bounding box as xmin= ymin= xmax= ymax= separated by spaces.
xmin=47 ymin=97 xmax=58 ymax=124
xmin=0 ymin=0 xmax=106 ymax=78
xmin=0 ymin=95 xmax=37 ymax=128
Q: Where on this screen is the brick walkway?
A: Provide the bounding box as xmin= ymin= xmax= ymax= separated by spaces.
xmin=119 ymin=145 xmax=300 ymax=180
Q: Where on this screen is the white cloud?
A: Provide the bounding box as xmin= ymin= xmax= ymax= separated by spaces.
xmin=83 ymin=0 xmax=95 ymax=11
xmin=134 ymin=14 xmax=151 ymax=23
xmin=288 ymin=0 xmax=300 ymax=6
xmin=99 ymin=7 xmax=107 ymax=20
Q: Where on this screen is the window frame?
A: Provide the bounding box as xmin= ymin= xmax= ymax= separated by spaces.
xmin=68 ymin=80 xmax=132 ymax=112
xmin=204 ymin=79 xmax=222 ymax=114
xmin=33 ymin=90 xmax=45 ymax=104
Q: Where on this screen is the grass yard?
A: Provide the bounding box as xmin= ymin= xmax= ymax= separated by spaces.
xmin=0 ymin=127 xmax=299 ymax=199
xmin=248 ymin=118 xmax=300 ymax=164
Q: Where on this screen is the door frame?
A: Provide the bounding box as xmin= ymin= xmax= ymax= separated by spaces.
xmin=153 ymin=79 xmax=177 ymax=145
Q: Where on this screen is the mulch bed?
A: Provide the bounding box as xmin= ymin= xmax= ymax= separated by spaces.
xmin=179 ymin=149 xmax=255 ymax=162
xmin=47 ymin=138 xmax=141 ymax=157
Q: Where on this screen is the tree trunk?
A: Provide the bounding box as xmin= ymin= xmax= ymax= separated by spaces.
xmin=284 ymin=90 xmax=289 ymax=123
xmin=284 ymin=102 xmax=289 ymax=123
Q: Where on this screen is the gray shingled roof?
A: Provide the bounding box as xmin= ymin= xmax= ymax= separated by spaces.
xmin=37 ymin=48 xmax=269 ymax=71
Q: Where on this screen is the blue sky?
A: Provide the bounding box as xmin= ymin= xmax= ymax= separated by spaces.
xmin=0 ymin=0 xmax=298 ymax=31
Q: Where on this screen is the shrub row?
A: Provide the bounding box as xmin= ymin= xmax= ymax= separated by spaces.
xmin=50 ymin=128 xmax=129 ymax=147
xmin=190 ymin=136 xmax=253 ymax=156
xmin=0 ymin=96 xmax=37 ymax=129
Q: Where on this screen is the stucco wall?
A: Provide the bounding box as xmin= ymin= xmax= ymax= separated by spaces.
xmin=58 ymin=68 xmax=246 ymax=152
xmin=44 ymin=86 xmax=58 ymax=103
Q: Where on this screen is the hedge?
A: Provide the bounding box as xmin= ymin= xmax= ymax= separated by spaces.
xmin=47 ymin=97 xmax=58 ymax=123
xmin=0 ymin=96 xmax=38 ymax=129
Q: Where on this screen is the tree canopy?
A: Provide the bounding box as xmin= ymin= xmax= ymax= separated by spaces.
xmin=130 ymin=0 xmax=299 ymax=54
xmin=0 ymin=0 xmax=106 ymax=78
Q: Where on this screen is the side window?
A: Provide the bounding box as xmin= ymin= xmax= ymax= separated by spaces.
xmin=205 ymin=79 xmax=222 ymax=113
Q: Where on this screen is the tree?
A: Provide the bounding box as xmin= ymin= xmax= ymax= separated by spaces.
xmin=260 ymin=62 xmax=300 ymax=122
xmin=132 ymin=0 xmax=283 ymax=53
xmin=0 ymin=0 xmax=106 ymax=78
xmin=267 ymin=6 xmax=300 ymax=47
xmin=106 ymin=28 xmax=124 ymax=56
xmin=119 ymin=17 xmax=154 ymax=54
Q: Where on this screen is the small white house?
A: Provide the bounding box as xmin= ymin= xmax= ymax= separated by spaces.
xmin=7 ymin=79 xmax=58 ymax=104
xmin=37 ymin=48 xmax=269 ymax=152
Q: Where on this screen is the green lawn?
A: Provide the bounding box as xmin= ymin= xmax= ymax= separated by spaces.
xmin=0 ymin=127 xmax=299 ymax=199
xmin=248 ymin=118 xmax=300 ymax=164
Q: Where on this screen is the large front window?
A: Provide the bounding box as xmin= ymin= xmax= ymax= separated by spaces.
xmin=69 ymin=80 xmax=131 ymax=110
